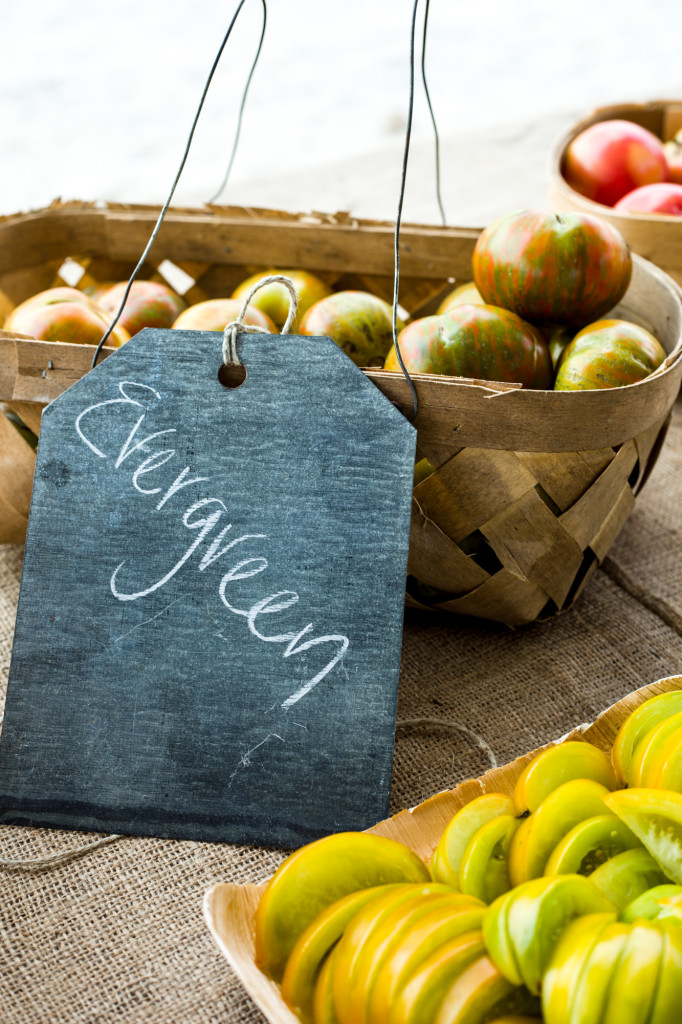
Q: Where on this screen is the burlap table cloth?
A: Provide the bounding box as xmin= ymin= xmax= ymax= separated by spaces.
xmin=1 ymin=398 xmax=681 ymax=1023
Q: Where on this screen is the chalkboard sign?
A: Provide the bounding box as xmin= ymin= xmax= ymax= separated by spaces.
xmin=0 ymin=328 xmax=416 ymax=847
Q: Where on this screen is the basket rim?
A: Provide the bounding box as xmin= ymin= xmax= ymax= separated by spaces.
xmin=547 ymin=97 xmax=682 ymax=226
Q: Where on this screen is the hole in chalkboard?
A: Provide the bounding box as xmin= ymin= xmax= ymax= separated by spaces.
xmin=218 ymin=363 xmax=247 ymax=389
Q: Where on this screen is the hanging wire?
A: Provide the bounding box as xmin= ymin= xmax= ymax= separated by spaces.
xmin=421 ymin=0 xmax=446 ymax=227
xmin=91 ymin=0 xmax=265 ymax=368
xmin=207 ymin=0 xmax=267 ymax=204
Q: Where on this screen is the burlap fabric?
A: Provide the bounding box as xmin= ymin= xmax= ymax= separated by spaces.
xmin=1 ymin=399 xmax=682 ymax=1024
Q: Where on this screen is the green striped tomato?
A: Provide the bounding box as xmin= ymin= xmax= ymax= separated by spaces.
xmin=472 ymin=210 xmax=632 ymax=328
xmin=554 ymin=319 xmax=666 ymax=391
xmin=384 ymin=304 xmax=553 ymax=389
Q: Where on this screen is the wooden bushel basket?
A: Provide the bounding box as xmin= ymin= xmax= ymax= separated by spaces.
xmin=1 ymin=201 xmax=681 ymax=626
xmin=203 ymin=674 xmax=682 ymax=1024
xmin=548 ymin=99 xmax=682 ymax=287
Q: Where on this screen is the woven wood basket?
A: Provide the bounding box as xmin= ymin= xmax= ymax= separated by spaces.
xmin=203 ymin=673 xmax=682 ymax=1024
xmin=548 ymin=99 xmax=682 ymax=286
xmin=1 ymin=201 xmax=681 ymax=627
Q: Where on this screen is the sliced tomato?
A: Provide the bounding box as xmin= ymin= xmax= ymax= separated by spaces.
xmin=313 ymin=946 xmax=340 ymax=1024
xmin=512 ymin=742 xmax=618 ymax=816
xmin=611 ymin=690 xmax=682 ymax=785
xmin=604 ymin=921 xmax=665 ymax=1024
xmin=628 ymin=712 xmax=682 ymax=787
xmin=435 ymin=954 xmax=540 ymax=1023
xmin=649 ymin=923 xmax=682 ymax=1024
xmin=590 ymin=848 xmax=668 ymax=910
xmin=543 ymin=813 xmax=642 ymax=876
xmin=605 ymin=789 xmax=682 ymax=885
xmin=621 ymin=885 xmax=682 ymax=926
xmin=431 ymin=793 xmax=514 ymax=889
xmin=458 ymin=815 xmax=520 ymax=904
xmin=542 ymin=913 xmax=615 ymax=1024
xmin=387 ymin=930 xmax=486 ymax=1024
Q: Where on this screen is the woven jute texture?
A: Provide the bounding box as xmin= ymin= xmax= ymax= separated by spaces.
xmin=1 ymin=397 xmax=682 ymax=1024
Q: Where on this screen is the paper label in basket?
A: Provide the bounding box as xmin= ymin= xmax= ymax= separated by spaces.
xmin=0 ymin=328 xmax=416 ymax=847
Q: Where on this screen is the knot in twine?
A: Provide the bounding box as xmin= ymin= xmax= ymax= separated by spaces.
xmin=222 ymin=274 xmax=299 ymax=366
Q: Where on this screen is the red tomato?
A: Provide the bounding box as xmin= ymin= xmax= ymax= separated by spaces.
xmin=384 ymin=305 xmax=553 ymax=389
xmin=614 ymin=183 xmax=682 ymax=215
xmin=563 ymin=119 xmax=669 ymax=207
xmin=472 ymin=210 xmax=632 ymax=329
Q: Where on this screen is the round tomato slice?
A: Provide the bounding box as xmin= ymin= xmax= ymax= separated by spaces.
xmin=255 ymin=832 xmax=430 ymax=980
xmin=482 ymin=889 xmax=524 ymax=988
xmin=650 ymin=923 xmax=682 ymax=1024
xmin=627 ymin=712 xmax=682 ymax=787
xmin=590 ymin=848 xmax=668 ymax=910
xmin=313 ymin=945 xmax=340 ymax=1024
xmin=435 ymin=954 xmax=540 ymax=1024
xmin=604 ymin=788 xmax=682 ymax=885
xmin=431 ymin=794 xmax=514 ymax=889
xmin=496 ymin=874 xmax=615 ymax=995
xmin=601 ymin=920 xmax=665 ymax=1024
xmin=611 ymin=690 xmax=682 ymax=785
xmin=512 ymin=742 xmax=618 ymax=816
xmin=344 ymin=892 xmax=470 ymax=1024
xmin=508 ymin=779 xmax=611 ymax=886
xmin=368 ymin=901 xmax=485 ymax=1024
xmin=458 ymin=815 xmax=520 ymax=904
xmin=281 ymin=885 xmax=404 ymax=1023
xmin=543 ymin=813 xmax=642 ymax=877
xmin=621 ymin=885 xmax=682 ymax=926
xmin=388 ymin=931 xmax=486 ymax=1024
xmin=332 ymin=884 xmax=451 ymax=1024
xmin=542 ymin=913 xmax=615 ymax=1024
xmin=567 ymin=920 xmax=632 ymax=1024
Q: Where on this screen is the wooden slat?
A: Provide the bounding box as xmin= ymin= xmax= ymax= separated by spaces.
xmin=408 ymin=496 xmax=489 ymax=593
xmin=560 ymin=441 xmax=639 ymax=549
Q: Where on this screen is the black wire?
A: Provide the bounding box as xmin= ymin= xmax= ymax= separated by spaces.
xmin=392 ymin=0 xmax=431 ymax=423
xmin=207 ymin=0 xmax=267 ymax=205
xmin=92 ymin=0 xmax=261 ymax=368
xmin=421 ymin=0 xmax=446 ymax=227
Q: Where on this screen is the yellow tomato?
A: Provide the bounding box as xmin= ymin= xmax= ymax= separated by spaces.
xmin=611 ymin=690 xmax=682 ymax=785
xmin=458 ymin=815 xmax=519 ymax=904
xmin=543 ymin=813 xmax=642 ymax=876
xmin=431 ymin=794 xmax=514 ymax=890
xmin=512 ymin=742 xmax=618 ymax=816
xmin=605 ymin=788 xmax=682 ymax=885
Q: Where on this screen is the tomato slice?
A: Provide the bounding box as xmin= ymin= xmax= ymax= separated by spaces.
xmin=344 ymin=892 xmax=471 ymax=1024
xmin=255 ymin=832 xmax=430 ymax=980
xmin=590 ymin=848 xmax=668 ymax=910
xmin=512 ymin=742 xmax=618 ymax=816
xmin=601 ymin=920 xmax=665 ymax=1024
xmin=568 ymin=920 xmax=632 ymax=1024
xmin=605 ymin=788 xmax=682 ymax=885
xmin=368 ymin=901 xmax=485 ymax=1023
xmin=541 ymin=913 xmax=615 ymax=1024
xmin=332 ymin=884 xmax=451 ymax=1024
xmin=627 ymin=712 xmax=682 ymax=787
xmin=611 ymin=690 xmax=682 ymax=785
xmin=621 ymin=885 xmax=682 ymax=924
xmin=431 ymin=794 xmax=514 ymax=889
xmin=543 ymin=813 xmax=642 ymax=877
xmin=508 ymin=779 xmax=611 ymax=885
xmin=388 ymin=931 xmax=486 ymax=1024
xmin=435 ymin=954 xmax=540 ymax=1024
xmin=649 ymin=923 xmax=682 ymax=1024
xmin=313 ymin=945 xmax=340 ymax=1024
xmin=481 ymin=889 xmax=524 ymax=988
xmin=281 ymin=885 xmax=404 ymax=1023
xmin=644 ymin=723 xmax=682 ymax=790
xmin=458 ymin=815 xmax=520 ymax=904
xmin=493 ymin=874 xmax=616 ymax=995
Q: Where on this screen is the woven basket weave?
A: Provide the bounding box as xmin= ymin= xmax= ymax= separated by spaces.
xmin=1 ymin=201 xmax=681 ymax=626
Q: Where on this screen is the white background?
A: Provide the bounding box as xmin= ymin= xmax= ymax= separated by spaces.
xmin=2 ymin=0 xmax=682 ymax=216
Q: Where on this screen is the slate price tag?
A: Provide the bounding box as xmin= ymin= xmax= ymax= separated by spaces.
xmin=0 ymin=328 xmax=416 ymax=846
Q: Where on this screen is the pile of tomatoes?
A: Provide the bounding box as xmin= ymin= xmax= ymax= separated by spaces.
xmin=253 ymin=688 xmax=682 ymax=1024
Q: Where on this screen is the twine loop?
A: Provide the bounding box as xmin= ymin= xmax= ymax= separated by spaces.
xmin=222 ymin=274 xmax=299 ymax=366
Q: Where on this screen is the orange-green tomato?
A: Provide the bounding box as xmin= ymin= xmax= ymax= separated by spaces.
xmin=383 ymin=305 xmax=553 ymax=389
xmin=553 ymin=318 xmax=666 ymax=390
xmin=436 ymin=281 xmax=485 ymax=314
xmin=299 ymin=290 xmax=401 ymax=366
xmin=231 ymin=269 xmax=332 ymax=331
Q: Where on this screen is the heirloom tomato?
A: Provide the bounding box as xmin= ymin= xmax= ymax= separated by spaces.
xmin=430 ymin=793 xmax=514 ymax=889
xmin=512 ymin=741 xmax=618 ymax=816
xmin=231 ymin=268 xmax=332 ymax=331
xmin=627 ymin=711 xmax=682 ymax=788
xmin=543 ymin=814 xmax=641 ymax=877
xmin=457 ymin=815 xmax=519 ymax=904
xmin=605 ymin=788 xmax=682 ymax=885
xmin=621 ymin=884 xmax=682 ymax=925
xmin=384 ymin=305 xmax=553 ymax=389
xmin=388 ymin=931 xmax=487 ymax=1024
xmin=589 ymin=847 xmax=668 ymax=910
xmin=436 ymin=281 xmax=485 ymax=314
xmin=562 ymin=119 xmax=669 ymax=207
xmin=554 ymin=318 xmax=666 ymax=391
xmin=299 ymin=290 xmax=401 ymax=366
xmin=472 ymin=210 xmax=632 ymax=328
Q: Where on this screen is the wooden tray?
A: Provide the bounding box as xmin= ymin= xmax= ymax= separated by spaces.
xmin=203 ymin=672 xmax=682 ymax=1024
xmin=548 ymin=99 xmax=682 ymax=286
